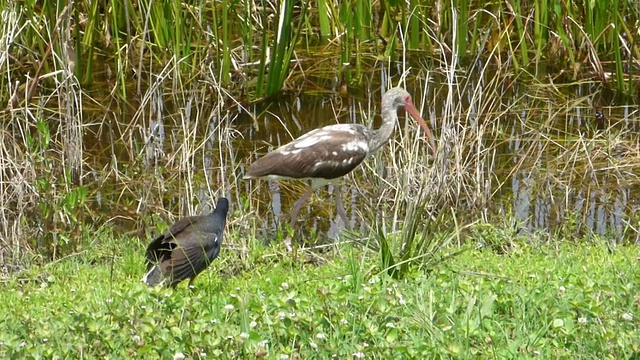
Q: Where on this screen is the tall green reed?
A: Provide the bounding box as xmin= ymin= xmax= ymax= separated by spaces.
xmin=317 ymin=0 xmax=332 ymax=38
xmin=256 ymin=0 xmax=307 ymax=98
xmin=533 ymin=0 xmax=549 ymax=62
xmin=9 ymin=0 xmax=640 ymax=100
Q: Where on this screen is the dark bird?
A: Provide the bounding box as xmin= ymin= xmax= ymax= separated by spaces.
xmin=142 ymin=198 xmax=229 ymax=288
xmin=244 ymin=87 xmax=436 ymax=228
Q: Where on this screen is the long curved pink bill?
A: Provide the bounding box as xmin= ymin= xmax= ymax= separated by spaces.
xmin=405 ymin=100 xmax=437 ymax=156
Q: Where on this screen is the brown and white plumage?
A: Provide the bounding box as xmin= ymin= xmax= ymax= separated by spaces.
xmin=245 ymin=87 xmax=436 ymax=228
xmin=142 ymin=198 xmax=229 ymax=288
xmin=244 ymin=124 xmax=371 ymax=181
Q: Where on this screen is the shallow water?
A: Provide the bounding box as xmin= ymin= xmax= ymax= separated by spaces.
xmin=74 ymin=62 xmax=640 ymax=244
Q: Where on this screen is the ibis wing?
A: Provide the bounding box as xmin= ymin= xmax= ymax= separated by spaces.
xmin=246 ymin=127 xmax=370 ymax=180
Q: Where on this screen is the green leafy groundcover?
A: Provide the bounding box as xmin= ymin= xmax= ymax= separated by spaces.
xmin=0 ymin=240 xmax=637 ymax=358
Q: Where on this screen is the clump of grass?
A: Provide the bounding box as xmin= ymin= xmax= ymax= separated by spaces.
xmin=0 ymin=1 xmax=89 ymax=262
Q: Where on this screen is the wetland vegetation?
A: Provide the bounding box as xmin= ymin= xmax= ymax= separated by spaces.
xmin=0 ymin=0 xmax=639 ymax=357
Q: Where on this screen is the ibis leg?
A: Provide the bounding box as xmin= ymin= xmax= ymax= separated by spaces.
xmin=334 ymin=187 xmax=351 ymax=230
xmin=290 ymin=189 xmax=313 ymax=228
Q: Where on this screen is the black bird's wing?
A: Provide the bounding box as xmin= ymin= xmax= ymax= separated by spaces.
xmin=165 ymin=227 xmax=222 ymax=285
xmin=144 ymin=215 xmax=206 ymax=270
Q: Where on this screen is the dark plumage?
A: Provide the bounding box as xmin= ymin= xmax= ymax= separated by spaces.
xmin=142 ymin=198 xmax=229 ymax=288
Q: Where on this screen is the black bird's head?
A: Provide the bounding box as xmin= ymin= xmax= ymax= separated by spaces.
xmin=215 ymin=197 xmax=229 ymax=217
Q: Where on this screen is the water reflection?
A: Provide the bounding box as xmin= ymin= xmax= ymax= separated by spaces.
xmin=504 ymin=100 xmax=640 ymax=243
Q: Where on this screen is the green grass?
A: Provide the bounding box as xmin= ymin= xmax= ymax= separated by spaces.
xmin=0 ymin=227 xmax=637 ymax=358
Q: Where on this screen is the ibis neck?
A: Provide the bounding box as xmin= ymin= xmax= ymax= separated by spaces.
xmin=369 ymin=109 xmax=397 ymax=152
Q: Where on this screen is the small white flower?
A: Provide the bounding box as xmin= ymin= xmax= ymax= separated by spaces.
xmin=352 ymin=352 xmax=365 ymax=359
xmin=25 ymin=296 xmax=30 ymax=301
xmin=369 ymin=279 xmax=376 ymax=284
xmin=230 ymin=293 xmax=237 ymax=298
xmin=42 ymin=338 xmax=48 ymax=343
xmin=200 ymin=353 xmax=207 ymax=358
xmin=224 ymin=304 xmax=235 ymax=311
xmin=363 ymin=342 xmax=369 ymax=348
xmin=70 ymin=288 xmax=75 ymax=293
xmin=278 ymin=311 xmax=286 ymax=320
xmin=529 ymin=274 xmax=537 ymax=278
xmin=289 ymin=312 xmax=296 ymax=318
xmin=173 ymin=353 xmax=185 ymax=360
xmin=358 ymin=296 xmax=364 ymax=301
xmin=340 ymin=318 xmax=348 ymax=325
xmin=309 ymin=341 xmax=318 ymax=349
xmin=316 ymin=333 xmax=327 ymax=339
xmin=265 ymin=278 xmax=271 ymax=282
xmin=533 ymin=350 xmax=541 ymax=356
xmin=211 ymin=319 xmax=218 ymax=324
xmin=250 ymin=321 xmax=257 ymax=328
xmin=240 ymin=332 xmax=249 ymax=339
xmin=258 ymin=339 xmax=269 ymax=347
xmin=280 ymin=355 xmax=290 ymax=360
xmin=106 ymin=298 xmax=113 ymax=303
xmin=398 ymin=296 xmax=406 ymax=305
xmin=578 ymin=317 xmax=588 ymax=324
xmin=281 ymin=282 xmax=289 ymax=290
xmin=227 ymin=335 xmax=234 ymax=340
xmin=131 ymin=335 xmax=141 ymax=342
xmin=558 ymin=286 xmax=566 ymax=293
xmin=385 ymin=322 xmax=396 ymax=328
xmin=622 ymin=313 xmax=633 ymax=321
xmin=164 ymin=292 xmax=171 ymax=297
xmin=141 ymin=305 xmax=146 ymax=310
xmin=236 ymin=287 xmax=241 ymax=291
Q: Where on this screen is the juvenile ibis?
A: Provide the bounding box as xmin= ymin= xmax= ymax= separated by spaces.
xmin=142 ymin=197 xmax=229 ymax=288
xmin=244 ymin=87 xmax=436 ymax=228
